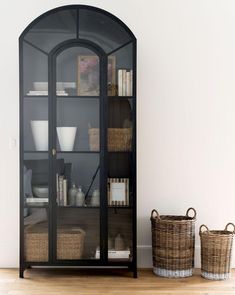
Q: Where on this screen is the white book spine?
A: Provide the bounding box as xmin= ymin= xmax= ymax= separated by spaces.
xmin=126 ymin=71 xmax=131 ymax=96
xmin=63 ymin=179 xmax=67 ymax=206
xmin=118 ymin=69 xmax=123 ymax=96
xmin=122 ymin=70 xmax=127 ymax=96
xmin=130 ymin=70 xmax=133 ymax=96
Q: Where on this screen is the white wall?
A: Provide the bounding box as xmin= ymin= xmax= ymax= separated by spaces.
xmin=1 ymin=0 xmax=235 ymax=268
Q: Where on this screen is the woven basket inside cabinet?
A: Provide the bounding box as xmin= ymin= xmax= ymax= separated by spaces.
xmin=200 ymin=223 xmax=235 ymax=280
xmin=88 ymin=128 xmax=132 ymax=151
xmin=150 ymin=208 xmax=196 ymax=278
xmin=25 ymin=222 xmax=85 ymax=262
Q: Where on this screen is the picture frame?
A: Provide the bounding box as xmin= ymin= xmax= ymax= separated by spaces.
xmin=77 ymin=55 xmax=100 ymax=96
xmin=108 ymin=178 xmax=129 ymax=206
xmin=77 ymin=55 xmax=116 ymax=96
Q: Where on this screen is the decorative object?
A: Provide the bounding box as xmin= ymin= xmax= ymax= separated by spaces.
xmin=150 ymin=207 xmax=196 ymax=278
xmin=24 ymin=166 xmax=32 ymax=217
xmin=68 ymin=183 xmax=78 ymax=206
xmin=107 ymin=178 xmax=129 ymax=206
xmin=77 ymin=56 xmax=100 ymax=96
xmin=25 ymin=222 xmax=85 ymax=261
xmin=107 ymin=56 xmax=116 ymax=96
xmin=33 ymin=82 xmax=48 ymax=91
xmin=31 ymin=120 xmax=48 ymax=151
xmin=75 ymin=186 xmax=85 ymax=206
xmin=200 ymin=223 xmax=235 ymax=280
xmin=88 ymin=128 xmax=132 ymax=152
xmin=32 ymin=186 xmax=48 ymax=198
xmin=114 ymin=233 xmax=126 ymax=251
xmin=57 ymin=127 xmax=77 ymax=151
xmin=90 ymin=188 xmax=100 ymax=207
xmin=108 ymin=235 xmax=114 ymax=250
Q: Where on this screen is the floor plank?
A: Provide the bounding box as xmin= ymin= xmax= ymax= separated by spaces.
xmin=0 ymin=269 xmax=235 ymax=295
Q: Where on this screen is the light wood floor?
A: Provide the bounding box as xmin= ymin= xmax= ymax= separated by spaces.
xmin=1 ymin=268 xmax=235 ymax=295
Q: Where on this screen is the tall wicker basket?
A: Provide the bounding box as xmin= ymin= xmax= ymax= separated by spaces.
xmin=150 ymin=207 xmax=196 ymax=278
xmin=200 ymin=223 xmax=235 ymax=280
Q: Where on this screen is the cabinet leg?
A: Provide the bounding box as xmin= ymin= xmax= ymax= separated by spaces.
xmin=132 ymin=267 xmax=138 ymax=278
xmin=19 ymin=267 xmax=24 ymax=278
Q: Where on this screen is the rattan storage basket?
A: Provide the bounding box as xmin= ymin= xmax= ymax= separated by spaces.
xmin=88 ymin=128 xmax=132 ymax=151
xmin=200 ymin=223 xmax=235 ymax=280
xmin=150 ymin=207 xmax=196 ymax=278
xmin=25 ymin=223 xmax=85 ymax=262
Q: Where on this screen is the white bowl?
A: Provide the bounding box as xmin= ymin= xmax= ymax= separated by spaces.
xmin=32 ymin=186 xmax=49 ymax=198
xmin=33 ymin=82 xmax=48 ymax=91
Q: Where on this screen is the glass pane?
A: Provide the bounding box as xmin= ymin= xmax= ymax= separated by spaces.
xmin=57 ymin=98 xmax=99 ymax=151
xmin=24 ymin=9 xmax=77 ymax=53
xmin=79 ymin=8 xmax=132 ymax=53
xmin=108 ymin=43 xmax=133 ymax=97
xmin=23 ymin=42 xmax=48 ymax=96
xmin=23 ymin=153 xmax=49 ymax=262
xmin=56 ymin=47 xmax=99 ymax=96
xmin=107 ymin=98 xmax=133 ymax=152
xmin=108 ymin=209 xmax=133 ymax=261
xmin=55 ymin=152 xmax=100 ymax=260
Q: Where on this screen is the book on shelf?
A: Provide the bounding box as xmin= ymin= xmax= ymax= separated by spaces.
xmin=117 ymin=69 xmax=133 ymax=96
xmin=26 ymin=90 xmax=68 ymax=96
xmin=26 ymin=198 xmax=48 ymax=203
xmin=107 ymin=178 xmax=129 ymax=206
xmin=57 ymin=174 xmax=68 ymax=206
xmin=95 ymin=248 xmax=130 ymax=259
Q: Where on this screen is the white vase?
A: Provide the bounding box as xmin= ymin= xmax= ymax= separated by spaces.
xmin=31 ymin=120 xmax=48 ymax=151
xmin=57 ymin=127 xmax=77 ymax=151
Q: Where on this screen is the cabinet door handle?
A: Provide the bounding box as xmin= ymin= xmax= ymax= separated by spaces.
xmin=52 ymin=148 xmax=56 ymax=156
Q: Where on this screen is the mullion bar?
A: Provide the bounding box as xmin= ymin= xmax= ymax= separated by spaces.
xmin=23 ymin=39 xmax=48 ymax=56
xmin=107 ymin=40 xmax=133 ymax=56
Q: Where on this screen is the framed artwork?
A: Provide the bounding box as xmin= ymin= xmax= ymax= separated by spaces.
xmin=77 ymin=55 xmax=100 ymax=96
xmin=77 ymin=55 xmax=116 ymax=96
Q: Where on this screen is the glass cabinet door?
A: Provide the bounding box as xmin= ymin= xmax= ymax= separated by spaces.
xmin=55 ymin=46 xmax=101 ymax=261
xmin=106 ymin=42 xmax=135 ymax=262
xmin=22 ymin=42 xmax=49 ymax=262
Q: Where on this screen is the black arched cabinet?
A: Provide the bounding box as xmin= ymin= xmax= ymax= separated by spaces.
xmin=19 ymin=5 xmax=136 ymax=278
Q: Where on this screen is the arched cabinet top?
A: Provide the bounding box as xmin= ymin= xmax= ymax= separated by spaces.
xmin=20 ymin=5 xmax=136 ymax=55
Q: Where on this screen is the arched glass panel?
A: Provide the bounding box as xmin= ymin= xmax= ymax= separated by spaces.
xmin=24 ymin=9 xmax=77 ymax=53
xmin=79 ymin=8 xmax=132 ymax=53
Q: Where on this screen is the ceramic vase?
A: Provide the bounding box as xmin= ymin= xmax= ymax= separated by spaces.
xmin=57 ymin=127 xmax=77 ymax=151
xmin=68 ymin=184 xmax=78 ymax=206
xmin=31 ymin=120 xmax=48 ymax=151
xmin=91 ymin=188 xmax=100 ymax=207
xmin=75 ymin=187 xmax=85 ymax=206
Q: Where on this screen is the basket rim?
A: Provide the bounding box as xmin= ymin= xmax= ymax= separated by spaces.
xmin=151 ymin=215 xmax=196 ymax=222
xmin=200 ymin=230 xmax=234 ymax=236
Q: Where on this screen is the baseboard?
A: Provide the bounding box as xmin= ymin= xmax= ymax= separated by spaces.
xmin=137 ymin=245 xmax=235 ymax=268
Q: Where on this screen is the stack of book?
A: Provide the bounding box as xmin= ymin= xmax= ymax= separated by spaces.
xmin=95 ymin=248 xmax=130 ymax=259
xmin=107 ymin=178 xmax=129 ymax=206
xmin=56 ymin=174 xmax=68 ymax=206
xmin=118 ymin=69 xmax=133 ymax=96
xmin=25 ymin=197 xmax=48 ymax=205
xmin=26 ymin=90 xmax=68 ymax=96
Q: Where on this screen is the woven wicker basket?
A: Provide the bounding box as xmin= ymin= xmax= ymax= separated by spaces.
xmin=88 ymin=128 xmax=132 ymax=152
xmin=200 ymin=223 xmax=235 ymax=280
xmin=25 ymin=223 xmax=85 ymax=262
xmin=150 ymin=207 xmax=196 ymax=278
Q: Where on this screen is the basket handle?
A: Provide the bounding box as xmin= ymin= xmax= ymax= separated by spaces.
xmin=199 ymin=224 xmax=209 ymax=234
xmin=186 ymin=207 xmax=197 ymax=219
xmin=151 ymin=209 xmax=160 ymax=220
xmin=225 ymin=223 xmax=235 ymax=233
